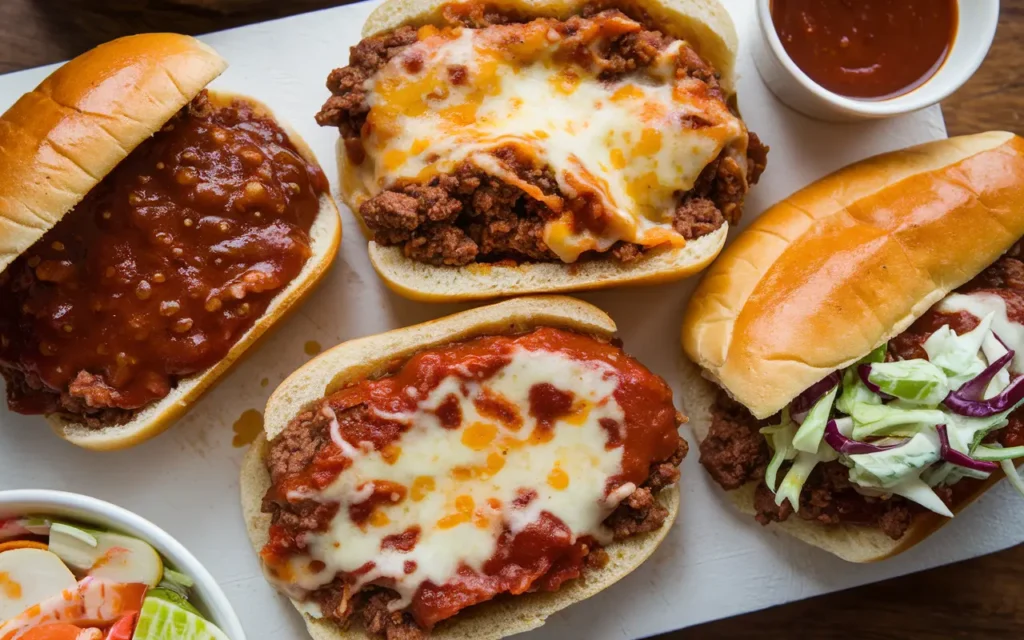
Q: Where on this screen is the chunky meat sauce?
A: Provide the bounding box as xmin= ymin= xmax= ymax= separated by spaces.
xmin=0 ymin=91 xmax=327 ymax=426
xmin=316 ymin=6 xmax=768 ymax=267
xmin=700 ymin=243 xmax=1024 ymax=539
xmin=261 ymin=328 xmax=686 ymax=639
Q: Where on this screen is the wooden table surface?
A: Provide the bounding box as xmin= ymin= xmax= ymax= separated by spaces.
xmin=1 ymin=0 xmax=1022 ymax=638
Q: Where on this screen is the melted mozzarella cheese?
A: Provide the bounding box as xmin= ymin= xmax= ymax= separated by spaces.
xmin=284 ymin=347 xmax=630 ymax=615
xmin=350 ymin=18 xmax=748 ymax=262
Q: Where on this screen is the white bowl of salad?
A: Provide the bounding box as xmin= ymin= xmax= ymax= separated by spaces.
xmin=0 ymin=490 xmax=244 ymax=640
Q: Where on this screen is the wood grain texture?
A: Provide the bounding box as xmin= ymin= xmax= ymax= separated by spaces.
xmin=0 ymin=1 xmax=1022 ymax=638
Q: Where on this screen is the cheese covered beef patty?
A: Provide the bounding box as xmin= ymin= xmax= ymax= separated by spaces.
xmin=316 ymin=5 xmax=767 ymax=266
xmin=259 ymin=327 xmax=685 ymax=639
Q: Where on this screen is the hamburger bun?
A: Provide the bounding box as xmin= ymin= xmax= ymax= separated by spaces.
xmin=335 ymin=0 xmax=745 ymax=302
xmin=241 ymin=295 xmax=679 ymax=639
xmin=0 ymin=34 xmax=342 ymax=450
xmin=681 ymin=131 xmax=1024 ymax=561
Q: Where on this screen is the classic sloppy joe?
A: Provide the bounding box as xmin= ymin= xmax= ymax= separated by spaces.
xmin=0 ymin=91 xmax=328 ymax=427
xmin=258 ymin=327 xmax=686 ymax=639
xmin=317 ymin=4 xmax=768 ymax=267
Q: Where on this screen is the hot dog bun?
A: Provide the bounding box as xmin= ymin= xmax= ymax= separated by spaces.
xmin=336 ymin=0 xmax=744 ymax=302
xmin=681 ymin=132 xmax=1024 ymax=561
xmin=240 ymin=296 xmax=679 ymax=639
xmin=0 ymin=34 xmax=342 ymax=450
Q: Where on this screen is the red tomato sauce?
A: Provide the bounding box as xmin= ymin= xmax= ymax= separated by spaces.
xmin=770 ymin=0 xmax=958 ymax=99
xmin=263 ymin=327 xmax=681 ymax=628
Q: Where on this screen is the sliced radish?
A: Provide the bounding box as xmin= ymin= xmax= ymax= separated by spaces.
xmin=0 ymin=549 xmax=76 ymax=620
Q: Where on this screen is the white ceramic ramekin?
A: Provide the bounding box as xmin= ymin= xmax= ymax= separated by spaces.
xmin=0 ymin=490 xmax=246 ymax=640
xmin=753 ymin=0 xmax=1000 ymax=122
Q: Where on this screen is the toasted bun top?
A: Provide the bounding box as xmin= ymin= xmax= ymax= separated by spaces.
xmin=683 ymin=132 xmax=1024 ymax=419
xmin=0 ymin=33 xmax=226 ymax=272
xmin=362 ymin=0 xmax=738 ymax=93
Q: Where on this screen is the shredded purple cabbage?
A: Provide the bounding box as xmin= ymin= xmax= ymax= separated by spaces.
xmin=791 ymin=372 xmax=841 ymax=416
xmin=943 ymin=351 xmax=1020 ymax=417
xmin=823 ymin=419 xmax=907 ymax=456
xmin=936 ymin=424 xmax=998 ymax=473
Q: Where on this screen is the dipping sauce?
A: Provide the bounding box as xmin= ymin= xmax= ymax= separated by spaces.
xmin=771 ymin=0 xmax=958 ymax=100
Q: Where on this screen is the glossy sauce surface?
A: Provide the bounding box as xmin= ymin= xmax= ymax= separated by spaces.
xmin=0 ymin=91 xmax=327 ymax=420
xmin=771 ymin=0 xmax=958 ymax=99
xmin=263 ymin=328 xmax=681 ymax=628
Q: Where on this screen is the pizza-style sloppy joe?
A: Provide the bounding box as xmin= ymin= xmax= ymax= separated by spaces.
xmin=258 ymin=326 xmax=685 ymax=638
xmin=317 ymin=4 xmax=767 ymax=267
xmin=0 ymin=90 xmax=327 ymax=427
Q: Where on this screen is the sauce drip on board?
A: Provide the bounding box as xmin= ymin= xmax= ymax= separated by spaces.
xmin=771 ymin=0 xmax=958 ymax=100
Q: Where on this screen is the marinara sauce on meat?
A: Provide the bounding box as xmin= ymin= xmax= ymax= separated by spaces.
xmin=699 ymin=243 xmax=1024 ymax=540
xmin=260 ymin=327 xmax=685 ymax=637
xmin=0 ymin=91 xmax=327 ymax=426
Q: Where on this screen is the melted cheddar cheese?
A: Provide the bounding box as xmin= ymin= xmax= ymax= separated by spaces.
xmin=276 ymin=347 xmax=630 ymax=614
xmin=347 ymin=14 xmax=749 ymax=262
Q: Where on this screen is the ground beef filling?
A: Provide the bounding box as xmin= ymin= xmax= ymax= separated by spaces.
xmin=0 ymin=91 xmax=327 ymax=427
xmin=316 ymin=9 xmax=768 ymax=267
xmin=262 ymin=400 xmax=686 ymax=639
xmin=699 ymin=244 xmax=1024 ymax=540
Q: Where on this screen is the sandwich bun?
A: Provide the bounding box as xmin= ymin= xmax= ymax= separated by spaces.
xmin=241 ymin=296 xmax=679 ymax=639
xmin=0 ymin=34 xmax=342 ymax=450
xmin=339 ymin=0 xmax=740 ymax=302
xmin=680 ymin=131 xmax=1024 ymax=561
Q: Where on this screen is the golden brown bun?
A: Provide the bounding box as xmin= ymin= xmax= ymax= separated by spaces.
xmin=342 ymin=0 xmax=738 ymax=302
xmin=680 ymin=361 xmax=1014 ymax=563
xmin=0 ymin=35 xmax=343 ymax=449
xmin=240 ymin=296 xmax=680 ymax=639
xmin=683 ymin=132 xmax=1024 ymax=420
xmin=680 ymin=131 xmax=1024 ymax=561
xmin=0 ymin=34 xmax=227 ymax=273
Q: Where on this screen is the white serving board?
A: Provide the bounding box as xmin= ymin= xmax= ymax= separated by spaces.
xmin=0 ymin=1 xmax=1014 ymax=639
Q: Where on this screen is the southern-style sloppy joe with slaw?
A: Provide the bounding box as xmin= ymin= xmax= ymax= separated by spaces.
xmin=701 ymin=244 xmax=1024 ymax=540
xmin=0 ymin=91 xmax=327 ymax=427
xmin=259 ymin=327 xmax=685 ymax=638
xmin=317 ymin=3 xmax=767 ymax=266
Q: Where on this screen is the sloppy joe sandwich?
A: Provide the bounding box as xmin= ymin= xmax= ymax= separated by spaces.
xmin=0 ymin=34 xmax=341 ymax=450
xmin=682 ymin=132 xmax=1024 ymax=562
xmin=317 ymin=0 xmax=768 ymax=301
xmin=241 ymin=296 xmax=686 ymax=639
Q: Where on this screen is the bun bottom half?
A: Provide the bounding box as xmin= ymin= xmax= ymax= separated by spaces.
xmin=367 ymin=227 xmax=727 ymax=303
xmin=242 ymin=437 xmax=677 ymax=640
xmin=679 ymin=359 xmax=1011 ymax=563
xmin=240 ymin=296 xmax=680 ymax=639
xmin=48 ymin=91 xmax=343 ymax=451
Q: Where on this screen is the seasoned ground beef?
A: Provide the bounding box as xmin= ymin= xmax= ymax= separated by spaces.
xmin=701 ymin=389 xmax=918 ymax=540
xmin=700 ymin=245 xmax=1024 ymax=540
xmin=316 ymin=9 xmax=768 ymax=267
xmin=262 ymin=398 xmax=685 ymax=637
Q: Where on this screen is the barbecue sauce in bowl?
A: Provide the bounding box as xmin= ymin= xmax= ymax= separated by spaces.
xmin=770 ymin=0 xmax=959 ymax=100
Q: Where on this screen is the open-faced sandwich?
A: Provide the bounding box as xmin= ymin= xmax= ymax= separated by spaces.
xmin=682 ymin=132 xmax=1024 ymax=562
xmin=0 ymin=34 xmax=341 ymax=450
xmin=316 ymin=0 xmax=768 ymax=301
xmin=241 ymin=296 xmax=686 ymax=638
